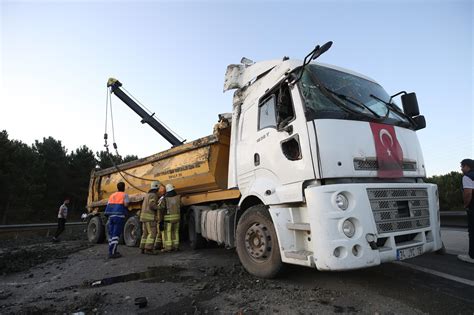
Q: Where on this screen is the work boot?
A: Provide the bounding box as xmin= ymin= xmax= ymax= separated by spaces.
xmin=109 ymin=252 xmax=122 ymax=259
xmin=458 ymin=254 xmax=474 ymax=264
xmin=140 ymin=249 xmax=145 ymax=254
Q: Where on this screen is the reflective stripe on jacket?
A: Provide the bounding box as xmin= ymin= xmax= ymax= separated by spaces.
xmin=163 ymin=195 xmax=181 ymax=222
xmin=140 ymin=190 xmax=158 ymax=222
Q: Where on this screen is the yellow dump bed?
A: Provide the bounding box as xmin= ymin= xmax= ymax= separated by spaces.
xmin=87 ymin=126 xmax=240 ymax=212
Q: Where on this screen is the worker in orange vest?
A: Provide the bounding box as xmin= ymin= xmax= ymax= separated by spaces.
xmin=104 ymin=182 xmax=129 ymax=258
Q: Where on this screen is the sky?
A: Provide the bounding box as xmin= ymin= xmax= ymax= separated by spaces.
xmin=0 ymin=0 xmax=472 ymax=176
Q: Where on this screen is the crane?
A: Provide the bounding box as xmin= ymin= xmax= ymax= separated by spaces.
xmin=107 ymin=78 xmax=184 ymax=146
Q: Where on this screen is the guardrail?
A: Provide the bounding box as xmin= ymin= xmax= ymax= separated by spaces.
xmin=0 ymin=222 xmax=86 ymax=233
xmin=0 ymin=213 xmax=467 ymax=235
xmin=440 ymin=211 xmax=468 ymax=228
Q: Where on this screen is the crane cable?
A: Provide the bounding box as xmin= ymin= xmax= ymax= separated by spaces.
xmin=103 ymin=86 xmax=157 ymax=193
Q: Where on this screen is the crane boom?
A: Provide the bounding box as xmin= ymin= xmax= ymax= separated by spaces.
xmin=107 ymin=78 xmax=184 ymax=146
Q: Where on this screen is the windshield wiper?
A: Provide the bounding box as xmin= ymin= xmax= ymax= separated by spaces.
xmin=369 ymin=94 xmax=414 ymax=127
xmin=304 ymin=70 xmax=370 ymax=118
xmin=325 ymin=88 xmax=382 ymax=119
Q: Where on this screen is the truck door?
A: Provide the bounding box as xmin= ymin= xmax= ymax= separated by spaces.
xmin=254 ymin=81 xmax=315 ymax=200
xmin=236 ymin=103 xmax=259 ymax=196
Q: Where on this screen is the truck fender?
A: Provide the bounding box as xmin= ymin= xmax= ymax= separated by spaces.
xmin=244 ymin=173 xmax=281 ymax=206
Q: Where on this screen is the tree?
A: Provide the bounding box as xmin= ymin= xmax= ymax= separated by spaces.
xmin=32 ymin=137 xmax=69 ymax=219
xmin=0 ymin=131 xmax=41 ymax=223
xmin=95 ymin=151 xmax=138 ymax=169
xmin=67 ymin=145 xmax=97 ymax=218
xmin=123 ymin=154 xmax=139 ymax=163
xmin=96 ymin=150 xmax=122 ymax=169
xmin=426 ymin=171 xmax=464 ymax=211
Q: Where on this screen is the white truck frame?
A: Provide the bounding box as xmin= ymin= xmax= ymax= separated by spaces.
xmin=188 ymin=45 xmax=442 ymax=278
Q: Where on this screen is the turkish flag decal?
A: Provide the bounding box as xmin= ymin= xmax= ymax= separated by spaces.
xmin=369 ymin=122 xmax=403 ymax=178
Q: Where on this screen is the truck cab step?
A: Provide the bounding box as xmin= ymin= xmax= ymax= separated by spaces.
xmin=286 ymin=223 xmax=310 ymax=231
xmin=284 ymin=250 xmax=313 ymax=260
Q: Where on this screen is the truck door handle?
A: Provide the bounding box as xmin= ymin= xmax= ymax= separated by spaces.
xmin=254 ymin=153 xmax=260 ymax=166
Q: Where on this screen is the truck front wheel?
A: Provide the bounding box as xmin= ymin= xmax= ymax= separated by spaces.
xmin=87 ymin=216 xmax=105 ymax=244
xmin=236 ymin=205 xmax=283 ymax=278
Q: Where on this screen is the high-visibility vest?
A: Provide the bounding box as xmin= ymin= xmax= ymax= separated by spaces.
xmin=105 ymin=192 xmax=129 ymax=217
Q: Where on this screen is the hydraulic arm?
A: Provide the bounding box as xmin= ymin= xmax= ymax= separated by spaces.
xmin=107 ymin=78 xmax=184 ymax=146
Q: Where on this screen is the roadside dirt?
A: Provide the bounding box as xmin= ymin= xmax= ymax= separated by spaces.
xmin=0 ymin=238 xmax=424 ymax=314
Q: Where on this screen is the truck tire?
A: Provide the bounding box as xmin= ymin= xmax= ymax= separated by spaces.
xmin=123 ymin=216 xmax=141 ymax=247
xmin=87 ymin=216 xmax=105 ymax=244
xmin=188 ymin=213 xmax=205 ymax=250
xmin=236 ymin=205 xmax=283 ymax=278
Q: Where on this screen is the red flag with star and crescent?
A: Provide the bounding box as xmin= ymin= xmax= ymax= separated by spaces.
xmin=369 ymin=122 xmax=404 ymax=178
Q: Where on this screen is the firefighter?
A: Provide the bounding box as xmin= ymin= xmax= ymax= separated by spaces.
xmin=153 ymin=183 xmax=166 ymax=250
xmin=159 ymin=183 xmax=181 ymax=252
xmin=104 ymin=182 xmax=129 ymax=259
xmin=139 ymin=181 xmax=161 ymax=254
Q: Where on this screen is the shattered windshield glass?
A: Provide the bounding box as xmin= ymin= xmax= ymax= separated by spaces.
xmin=298 ymin=64 xmax=411 ymax=128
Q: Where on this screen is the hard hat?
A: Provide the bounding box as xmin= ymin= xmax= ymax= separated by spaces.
xmin=150 ymin=181 xmax=161 ymax=190
xmin=165 ymin=183 xmax=174 ymax=192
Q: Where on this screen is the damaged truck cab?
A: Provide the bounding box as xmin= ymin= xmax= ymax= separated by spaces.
xmin=224 ymin=54 xmax=441 ymax=276
xmin=86 ymin=45 xmax=442 ymax=278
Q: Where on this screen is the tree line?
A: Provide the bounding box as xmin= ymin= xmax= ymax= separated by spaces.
xmin=0 ymin=130 xmax=137 ymax=224
xmin=0 ymin=130 xmax=467 ymax=224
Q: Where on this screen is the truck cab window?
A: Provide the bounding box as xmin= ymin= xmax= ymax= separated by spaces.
xmin=276 ymin=83 xmax=295 ymax=127
xmin=258 ymin=95 xmax=277 ymax=130
xmin=281 ymin=136 xmax=301 ymax=160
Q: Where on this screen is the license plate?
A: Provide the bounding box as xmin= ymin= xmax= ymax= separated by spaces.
xmin=397 ymin=245 xmax=423 ymax=260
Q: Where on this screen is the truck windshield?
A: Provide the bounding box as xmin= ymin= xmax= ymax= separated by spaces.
xmin=298 ymin=64 xmax=412 ymax=128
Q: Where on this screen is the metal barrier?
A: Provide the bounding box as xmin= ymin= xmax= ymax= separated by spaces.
xmin=0 ymin=222 xmax=86 ymax=233
xmin=440 ymin=211 xmax=468 ymax=228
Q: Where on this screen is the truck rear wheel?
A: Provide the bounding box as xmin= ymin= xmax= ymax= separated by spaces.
xmin=188 ymin=213 xmax=205 ymax=250
xmin=236 ymin=205 xmax=283 ymax=278
xmin=123 ymin=216 xmax=141 ymax=247
xmin=87 ymin=216 xmax=105 ymax=244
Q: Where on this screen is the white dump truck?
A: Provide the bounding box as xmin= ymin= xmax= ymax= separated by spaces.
xmin=87 ymin=42 xmax=442 ymax=278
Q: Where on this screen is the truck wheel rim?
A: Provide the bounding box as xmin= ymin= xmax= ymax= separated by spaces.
xmin=127 ymin=224 xmax=137 ymax=240
xmin=244 ymin=223 xmax=271 ymax=261
xmin=88 ymin=222 xmax=97 ymax=238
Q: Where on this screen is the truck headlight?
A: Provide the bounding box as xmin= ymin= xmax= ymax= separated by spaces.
xmin=343 ymin=219 xmax=355 ymax=238
xmin=336 ymin=193 xmax=349 ymax=210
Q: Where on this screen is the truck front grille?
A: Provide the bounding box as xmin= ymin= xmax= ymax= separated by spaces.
xmin=367 ymin=188 xmax=430 ymax=234
xmin=354 ymin=158 xmax=417 ymax=171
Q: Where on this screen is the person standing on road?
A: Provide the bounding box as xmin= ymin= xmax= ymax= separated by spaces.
xmin=139 ymin=181 xmax=161 ymax=255
xmin=105 ymin=182 xmax=129 ymax=259
xmin=458 ymin=158 xmax=474 ymax=264
xmin=52 ymin=198 xmax=69 ymax=242
xmin=153 ymin=183 xmax=166 ymax=251
xmin=159 ymin=183 xmax=181 ymax=252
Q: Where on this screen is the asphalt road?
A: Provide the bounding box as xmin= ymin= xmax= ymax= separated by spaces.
xmin=0 ymin=237 xmax=473 ymax=314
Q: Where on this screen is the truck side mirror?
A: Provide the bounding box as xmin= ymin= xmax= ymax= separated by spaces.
xmin=277 ymin=117 xmax=293 ymax=134
xmin=413 ymin=115 xmax=426 ymax=130
xmin=401 ymin=92 xmax=420 ymax=117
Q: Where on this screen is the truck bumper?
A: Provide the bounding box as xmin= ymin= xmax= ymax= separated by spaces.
xmin=303 ymin=183 xmax=442 ymax=271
